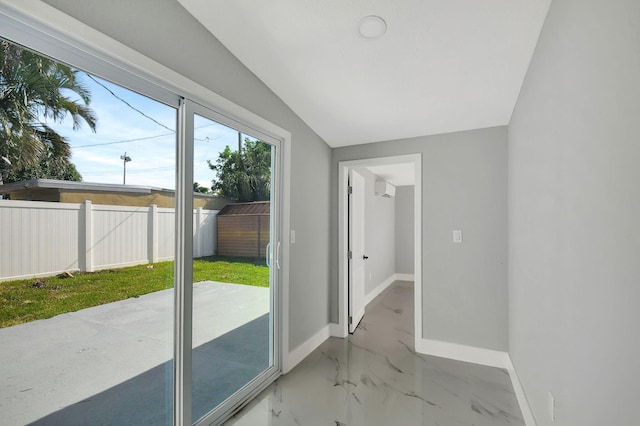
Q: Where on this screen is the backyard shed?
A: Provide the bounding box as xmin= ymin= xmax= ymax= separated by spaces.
xmin=216 ymin=201 xmax=270 ymax=259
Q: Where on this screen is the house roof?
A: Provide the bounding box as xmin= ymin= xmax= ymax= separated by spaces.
xmin=0 ymin=178 xmax=155 ymax=194
xmin=218 ymin=201 xmax=270 ymax=216
xmin=0 ymin=179 xmax=220 ymax=198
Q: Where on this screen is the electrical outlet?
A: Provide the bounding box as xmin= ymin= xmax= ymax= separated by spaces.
xmin=453 ymin=229 xmax=463 ymax=243
xmin=548 ymin=391 xmax=555 ymax=422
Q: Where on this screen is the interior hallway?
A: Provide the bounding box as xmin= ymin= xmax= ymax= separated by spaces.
xmin=226 ymin=281 xmax=524 ymax=425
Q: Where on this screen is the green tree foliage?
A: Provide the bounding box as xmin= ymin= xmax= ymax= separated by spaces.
xmin=5 ymin=156 xmax=82 ymax=182
xmin=208 ymin=138 xmax=271 ymax=202
xmin=193 ymin=182 xmax=210 ymax=194
xmin=0 ymin=40 xmax=96 ymax=184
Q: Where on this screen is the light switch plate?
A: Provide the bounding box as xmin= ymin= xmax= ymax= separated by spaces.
xmin=290 ymin=230 xmax=296 ymax=244
xmin=453 ymin=230 xmax=463 ymax=243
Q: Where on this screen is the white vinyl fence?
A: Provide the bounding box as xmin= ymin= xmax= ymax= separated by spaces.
xmin=0 ymin=200 xmax=218 ymax=282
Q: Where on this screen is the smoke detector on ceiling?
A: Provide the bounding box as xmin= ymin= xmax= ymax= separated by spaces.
xmin=358 ymin=15 xmax=387 ymax=40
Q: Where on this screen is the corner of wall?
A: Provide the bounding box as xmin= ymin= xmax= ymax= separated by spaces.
xmin=283 ymin=325 xmax=330 ymax=374
xmin=416 ymin=338 xmax=510 ymax=369
xmin=415 ymin=340 xmax=536 ymax=425
xmin=506 ymin=357 xmax=538 ymax=426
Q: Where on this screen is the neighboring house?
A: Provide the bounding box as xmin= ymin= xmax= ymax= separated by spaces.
xmin=0 ymin=178 xmax=232 ymax=210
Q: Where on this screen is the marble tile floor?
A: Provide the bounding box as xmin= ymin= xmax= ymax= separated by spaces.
xmin=225 ymin=281 xmax=524 ymax=426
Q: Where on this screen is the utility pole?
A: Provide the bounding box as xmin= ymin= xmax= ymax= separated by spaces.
xmin=120 ymin=152 xmax=132 ymax=184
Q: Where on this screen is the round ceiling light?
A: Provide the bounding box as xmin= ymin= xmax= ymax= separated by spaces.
xmin=358 ymin=15 xmax=387 ymax=39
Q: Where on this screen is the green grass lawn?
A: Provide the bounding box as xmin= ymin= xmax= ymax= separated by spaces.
xmin=0 ymin=256 xmax=269 ymax=328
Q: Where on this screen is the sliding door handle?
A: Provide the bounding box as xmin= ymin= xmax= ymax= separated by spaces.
xmin=266 ymin=243 xmax=272 ymax=268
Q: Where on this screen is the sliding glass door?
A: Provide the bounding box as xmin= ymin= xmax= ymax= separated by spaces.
xmin=176 ymin=100 xmax=281 ymax=425
xmin=0 ymin=26 xmax=281 ymax=426
xmin=0 ymin=37 xmax=177 ymax=426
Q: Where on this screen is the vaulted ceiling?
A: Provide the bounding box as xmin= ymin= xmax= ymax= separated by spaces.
xmin=178 ymin=0 xmax=551 ymax=147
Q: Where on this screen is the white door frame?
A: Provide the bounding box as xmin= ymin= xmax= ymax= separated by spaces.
xmin=337 ymin=154 xmax=422 ymax=350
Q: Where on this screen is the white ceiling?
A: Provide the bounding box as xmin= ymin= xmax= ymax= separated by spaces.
xmin=178 ymin=0 xmax=551 ymax=148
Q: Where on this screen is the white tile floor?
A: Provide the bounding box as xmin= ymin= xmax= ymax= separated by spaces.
xmin=226 ymin=281 xmax=524 ymax=426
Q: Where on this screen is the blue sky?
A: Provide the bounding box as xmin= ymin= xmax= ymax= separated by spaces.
xmin=47 ymin=73 xmax=242 ymax=190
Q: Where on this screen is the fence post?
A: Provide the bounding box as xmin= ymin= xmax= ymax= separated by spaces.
xmin=212 ymin=213 xmax=217 ymax=256
xmin=149 ymin=204 xmax=158 ymax=263
xmin=83 ymin=200 xmax=93 ymax=272
xmin=195 ymin=207 xmax=203 ymax=258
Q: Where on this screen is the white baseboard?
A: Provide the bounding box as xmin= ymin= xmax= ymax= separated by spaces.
xmin=284 ymin=325 xmax=330 ymax=374
xmin=364 ymin=273 xmax=415 ymax=306
xmin=416 ymin=339 xmax=536 ymax=425
xmin=395 ymin=273 xmax=415 ymax=281
xmin=416 ymin=338 xmax=510 ymax=369
xmin=329 ymin=322 xmax=346 ymax=338
xmin=506 ymin=357 xmax=538 ymax=426
xmin=332 ymin=273 xmax=414 ymax=340
xmin=365 ymin=274 xmax=396 ymax=306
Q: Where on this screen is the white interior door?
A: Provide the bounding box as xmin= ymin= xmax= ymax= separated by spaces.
xmin=348 ymin=169 xmax=366 ymax=333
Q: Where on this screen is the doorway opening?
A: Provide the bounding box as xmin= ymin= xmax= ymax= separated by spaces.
xmin=338 ymin=154 xmax=422 ymax=349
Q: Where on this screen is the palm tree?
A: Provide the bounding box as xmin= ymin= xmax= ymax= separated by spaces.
xmin=0 ymin=40 xmax=97 ymax=185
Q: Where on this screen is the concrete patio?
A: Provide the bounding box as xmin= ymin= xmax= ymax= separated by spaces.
xmin=0 ymin=281 xmax=270 ymax=425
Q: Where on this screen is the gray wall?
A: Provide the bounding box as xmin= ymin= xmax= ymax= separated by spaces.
xmin=43 ymin=0 xmax=332 ymax=351
xmin=355 ymin=168 xmax=396 ymax=294
xmin=332 ymin=126 xmax=508 ymax=351
xmin=508 ymin=0 xmax=640 ymax=424
xmin=395 ymin=186 xmax=414 ymax=275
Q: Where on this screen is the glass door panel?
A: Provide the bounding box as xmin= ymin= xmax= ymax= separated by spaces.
xmin=188 ymin=108 xmax=278 ymax=424
xmin=0 ymin=30 xmax=283 ymax=426
xmin=0 ymin=37 xmax=176 ymax=425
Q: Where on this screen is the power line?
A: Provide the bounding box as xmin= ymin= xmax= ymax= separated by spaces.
xmin=86 ymin=74 xmax=174 ymax=132
xmin=71 ymin=124 xmax=219 ymax=149
xmin=82 ymin=165 xmax=175 ymax=175
xmin=119 ymin=166 xmax=176 ymax=174
xmin=82 ymin=161 xmax=214 ymax=176
xmin=73 ymin=132 xmax=174 ymax=148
